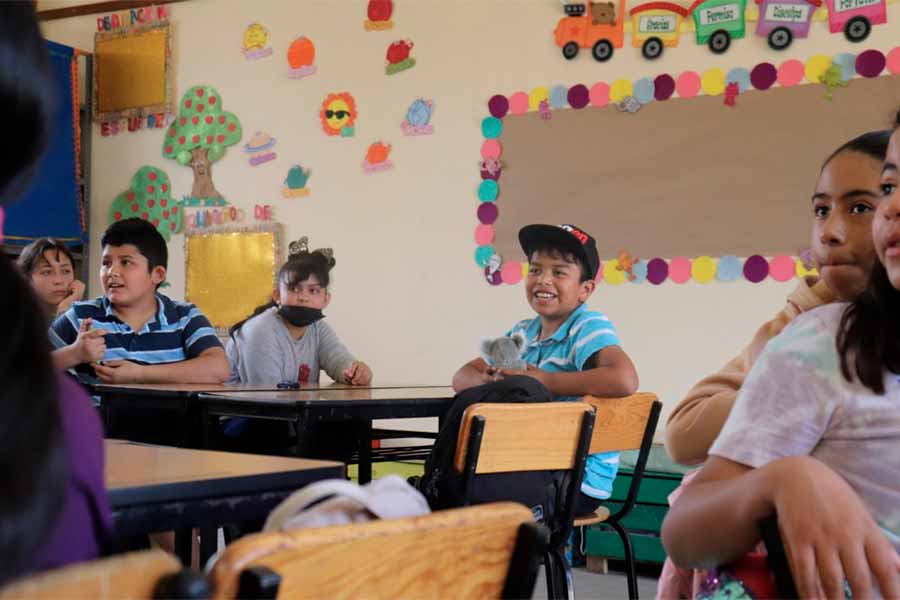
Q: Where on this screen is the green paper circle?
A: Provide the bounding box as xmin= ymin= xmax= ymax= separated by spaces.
xmin=478 ymin=179 xmax=498 ymax=202
xmin=481 ymin=117 xmax=503 ymax=139
xmin=475 ymin=245 xmax=495 ymax=267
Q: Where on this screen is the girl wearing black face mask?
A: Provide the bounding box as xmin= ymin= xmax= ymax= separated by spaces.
xmin=222 ymin=249 xmax=373 ymax=453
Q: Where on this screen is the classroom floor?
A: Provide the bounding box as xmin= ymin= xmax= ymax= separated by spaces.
xmin=534 ymin=567 xmax=660 ymax=600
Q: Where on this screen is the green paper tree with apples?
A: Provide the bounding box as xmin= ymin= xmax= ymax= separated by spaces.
xmin=109 ymin=166 xmax=183 ymax=241
xmin=162 ymin=85 xmax=242 ymax=202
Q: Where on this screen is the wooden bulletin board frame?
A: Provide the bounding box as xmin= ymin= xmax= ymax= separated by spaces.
xmin=93 ymin=21 xmax=172 ymax=121
xmin=474 ymin=46 xmax=900 ymax=287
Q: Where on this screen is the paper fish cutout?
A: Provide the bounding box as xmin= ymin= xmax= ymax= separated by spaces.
xmin=241 ymin=22 xmax=273 ymax=60
xmin=401 ymin=98 xmax=434 ymax=135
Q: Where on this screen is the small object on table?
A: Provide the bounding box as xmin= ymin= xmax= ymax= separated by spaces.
xmin=277 ymin=381 xmax=301 ymax=390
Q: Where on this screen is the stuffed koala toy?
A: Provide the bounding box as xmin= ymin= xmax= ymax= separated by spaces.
xmin=480 ymin=332 xmax=527 ymax=370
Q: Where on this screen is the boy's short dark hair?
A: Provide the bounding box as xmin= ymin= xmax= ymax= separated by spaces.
xmin=16 ymin=238 xmax=77 ymax=276
xmin=101 ymin=218 xmax=168 ymax=271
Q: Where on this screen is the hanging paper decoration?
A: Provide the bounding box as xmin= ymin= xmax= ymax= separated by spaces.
xmin=365 ymin=0 xmax=394 ymax=30
xmin=363 ymin=141 xmax=393 ymax=174
xmin=630 ymin=2 xmax=689 ymax=60
xmin=402 ymin=98 xmax=435 ymax=135
xmin=109 ymin=166 xmax=183 ymax=241
xmin=320 ymin=92 xmax=357 ymax=137
xmin=616 ymin=249 xmax=639 ymax=281
xmin=690 ymin=0 xmax=746 ymax=54
xmin=480 ymin=158 xmax=503 ymax=181
xmin=724 ymin=81 xmax=740 ymax=105
xmin=385 ymin=40 xmax=415 ymax=75
xmin=824 ymin=0 xmax=886 ymax=41
xmin=241 ymin=22 xmax=272 ymax=59
xmin=539 ymin=99 xmax=552 ymax=119
xmin=282 ymin=165 xmax=311 ymax=197
xmin=820 ymin=63 xmax=849 ymax=99
xmin=757 ymin=0 xmax=819 ymax=50
xmin=244 ymin=131 xmax=277 ymax=166
xmin=615 ymin=95 xmax=642 ymax=112
xmin=287 ymin=36 xmax=316 ymax=78
xmin=162 ymin=85 xmax=242 ymax=204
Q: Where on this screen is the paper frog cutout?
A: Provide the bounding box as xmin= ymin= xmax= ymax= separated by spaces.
xmin=820 ymin=64 xmax=848 ymax=101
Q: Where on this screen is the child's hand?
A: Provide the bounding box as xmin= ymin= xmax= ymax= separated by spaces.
xmin=92 ymin=359 xmax=144 ymax=384
xmin=499 ymin=364 xmax=549 ymax=387
xmin=771 ymin=456 xmax=900 ymax=599
xmin=73 ymin=318 xmax=107 ymax=364
xmin=343 ymin=361 xmax=372 ymax=386
xmin=481 ymin=365 xmax=504 ymax=384
xmin=57 ymin=279 xmax=85 ymax=314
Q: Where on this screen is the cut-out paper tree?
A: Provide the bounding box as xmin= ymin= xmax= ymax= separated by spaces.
xmin=162 ymin=85 xmax=242 ymax=203
xmin=108 ymin=166 xmax=183 ymax=241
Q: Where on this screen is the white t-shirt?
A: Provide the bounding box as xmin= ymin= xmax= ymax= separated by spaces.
xmin=710 ymin=302 xmax=900 ymax=551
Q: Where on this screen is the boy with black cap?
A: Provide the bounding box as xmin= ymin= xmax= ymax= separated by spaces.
xmin=453 ymin=223 xmax=639 ymax=513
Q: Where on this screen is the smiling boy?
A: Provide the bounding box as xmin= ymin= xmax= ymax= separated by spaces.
xmin=453 ymin=223 xmax=638 ymax=512
xmin=50 ymin=218 xmax=229 ymax=384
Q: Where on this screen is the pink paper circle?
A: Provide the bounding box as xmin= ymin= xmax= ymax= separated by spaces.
xmin=646 ymin=258 xmax=669 ymax=285
xmin=501 ymin=261 xmax=523 ymax=284
xmin=777 ymin=60 xmax=804 ymax=87
xmin=508 ymin=92 xmax=529 ymax=115
xmin=668 ymin=257 xmax=691 ymax=284
xmin=769 ymin=255 xmax=795 ymax=282
xmin=567 ymin=84 xmax=590 ymax=109
xmin=488 ymin=94 xmax=509 ymax=118
xmin=856 ymin=49 xmax=886 ymax=78
xmin=743 ymin=255 xmax=770 ymax=283
xmin=590 ymin=82 xmax=610 ymax=107
xmin=481 ymin=139 xmax=501 ymax=159
xmin=654 ymin=74 xmax=675 ymax=100
xmin=477 ymin=202 xmax=498 ymax=224
xmin=887 ymin=47 xmax=900 ymax=75
xmin=474 ymin=224 xmax=494 ymax=245
xmin=750 ymin=62 xmax=777 ymax=90
xmin=676 ymin=71 xmax=701 ymax=98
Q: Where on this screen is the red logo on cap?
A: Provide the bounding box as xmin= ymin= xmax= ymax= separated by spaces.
xmin=561 ymin=224 xmax=588 ymax=245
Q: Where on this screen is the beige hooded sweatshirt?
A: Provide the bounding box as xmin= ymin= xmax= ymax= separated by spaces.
xmin=665 ymin=276 xmax=836 ymax=465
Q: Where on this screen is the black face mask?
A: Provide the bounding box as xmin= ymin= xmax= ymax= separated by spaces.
xmin=278 ymin=305 xmax=325 ymax=328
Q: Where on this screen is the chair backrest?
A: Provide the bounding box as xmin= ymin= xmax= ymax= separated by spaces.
xmin=209 ymin=502 xmax=546 ymax=600
xmin=453 ymin=402 xmax=596 ymax=474
xmin=583 ymin=393 xmax=661 ymax=454
xmin=0 ymin=550 xmax=190 ymax=600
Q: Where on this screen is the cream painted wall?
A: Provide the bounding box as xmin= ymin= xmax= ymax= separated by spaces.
xmin=40 ymin=0 xmax=900 ymax=432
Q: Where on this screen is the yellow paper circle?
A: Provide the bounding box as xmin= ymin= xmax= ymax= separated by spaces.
xmin=609 ymin=79 xmax=633 ymax=103
xmin=796 ymin=259 xmax=819 ymax=278
xmin=521 ymin=261 xmax=529 ymax=279
xmin=691 ymin=256 xmax=717 ymax=283
xmin=701 ymin=68 xmax=726 ymax=96
xmin=528 ymin=86 xmax=550 ymax=111
xmin=603 ymin=259 xmax=626 ymax=285
xmin=804 ymin=54 xmax=832 ymax=83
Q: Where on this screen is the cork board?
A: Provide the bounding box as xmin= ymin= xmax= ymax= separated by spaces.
xmin=493 ymin=75 xmax=900 ymax=263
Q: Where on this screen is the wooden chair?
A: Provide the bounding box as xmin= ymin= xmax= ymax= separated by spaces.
xmin=454 ymin=402 xmax=597 ymax=600
xmin=0 ymin=549 xmax=207 ymax=599
xmin=572 ymin=393 xmax=662 ymax=600
xmin=208 ymin=502 xmax=547 ymax=599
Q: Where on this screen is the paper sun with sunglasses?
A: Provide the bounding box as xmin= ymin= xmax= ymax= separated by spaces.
xmin=319 ymin=92 xmax=357 ymax=137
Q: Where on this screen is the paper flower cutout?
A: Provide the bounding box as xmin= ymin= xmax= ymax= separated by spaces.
xmin=320 ymin=92 xmax=357 ymax=137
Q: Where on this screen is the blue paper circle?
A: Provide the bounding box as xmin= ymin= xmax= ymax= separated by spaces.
xmin=475 ymin=245 xmax=495 ymax=267
xmin=550 ymin=85 xmax=569 ymax=109
xmin=717 ymin=255 xmax=743 ymax=282
xmin=726 ymin=67 xmax=751 ymax=92
xmin=478 ymin=179 xmax=498 ymax=202
xmin=633 ymin=78 xmax=655 ymax=105
xmin=630 ymin=260 xmax=648 ymax=283
xmin=481 ymin=116 xmax=503 ymax=139
xmin=833 ymin=53 xmax=857 ymax=81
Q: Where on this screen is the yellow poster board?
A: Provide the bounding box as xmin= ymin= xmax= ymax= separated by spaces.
xmin=185 ymin=226 xmax=282 ymax=331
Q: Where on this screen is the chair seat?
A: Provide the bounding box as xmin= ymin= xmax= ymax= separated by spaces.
xmin=573 ymin=506 xmax=610 ymax=527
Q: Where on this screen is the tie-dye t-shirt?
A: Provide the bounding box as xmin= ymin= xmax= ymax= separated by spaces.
xmin=709 ymin=303 xmax=900 ymax=551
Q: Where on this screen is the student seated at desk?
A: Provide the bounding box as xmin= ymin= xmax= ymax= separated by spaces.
xmin=17 ymin=238 xmax=85 ymax=319
xmin=0 ymin=3 xmax=110 ymax=584
xmin=49 ymin=218 xmax=229 ymax=384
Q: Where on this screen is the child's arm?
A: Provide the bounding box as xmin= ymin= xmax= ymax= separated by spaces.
xmin=500 ymin=345 xmax=638 ymax=397
xmin=93 ymin=346 xmax=230 ymax=384
xmin=50 ymin=316 xmax=107 ymax=370
xmin=452 ymin=358 xmax=502 ymax=393
xmin=316 ymin=322 xmax=368 ymax=385
xmin=661 ymin=455 xmax=900 ymax=599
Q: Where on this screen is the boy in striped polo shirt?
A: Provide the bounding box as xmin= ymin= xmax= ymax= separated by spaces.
xmin=50 ymin=218 xmax=229 ymax=385
xmin=453 ymin=223 xmax=639 ymax=514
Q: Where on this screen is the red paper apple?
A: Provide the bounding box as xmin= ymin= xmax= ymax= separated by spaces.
xmin=368 ymin=0 xmax=393 ymax=22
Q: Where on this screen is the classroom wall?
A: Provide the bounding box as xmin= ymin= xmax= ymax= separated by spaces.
xmin=40 ymin=0 xmax=900 ymax=432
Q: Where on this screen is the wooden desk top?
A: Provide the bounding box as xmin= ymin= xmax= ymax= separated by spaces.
xmin=105 ymin=440 xmax=344 ymax=507
xmin=92 ymin=382 xmax=451 ymax=397
xmin=197 ymin=386 xmax=456 ymax=407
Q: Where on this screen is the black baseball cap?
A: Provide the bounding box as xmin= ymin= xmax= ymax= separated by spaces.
xmin=519 ymin=223 xmax=600 ymax=280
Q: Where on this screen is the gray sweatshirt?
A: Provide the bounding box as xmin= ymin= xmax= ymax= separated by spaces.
xmin=226 ymin=307 xmax=355 ymax=385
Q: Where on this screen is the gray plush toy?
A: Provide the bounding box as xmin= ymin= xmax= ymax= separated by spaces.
xmin=480 ymin=331 xmax=527 ymax=370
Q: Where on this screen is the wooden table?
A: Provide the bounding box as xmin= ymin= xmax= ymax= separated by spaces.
xmin=106 ymin=439 xmax=344 ymax=564
xmin=197 ymin=387 xmax=456 ymax=483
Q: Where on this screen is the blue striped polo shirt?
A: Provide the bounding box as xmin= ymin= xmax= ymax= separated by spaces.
xmin=49 ymin=293 xmax=222 ymax=366
xmin=502 ymin=302 xmax=623 ymax=500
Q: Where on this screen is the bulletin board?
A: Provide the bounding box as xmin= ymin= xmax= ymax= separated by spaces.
xmin=185 ymin=225 xmax=282 ymax=332
xmin=93 ymin=22 xmax=171 ymax=120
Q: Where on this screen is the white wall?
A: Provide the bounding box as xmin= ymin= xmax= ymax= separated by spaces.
xmin=40 ymin=0 xmax=900 ymax=431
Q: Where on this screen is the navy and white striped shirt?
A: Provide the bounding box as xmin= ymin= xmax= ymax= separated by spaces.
xmin=50 ymin=293 xmax=222 ymax=365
